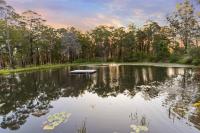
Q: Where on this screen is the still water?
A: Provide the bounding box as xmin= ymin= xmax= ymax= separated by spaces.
xmin=0 ymin=64 xmax=200 ymax=133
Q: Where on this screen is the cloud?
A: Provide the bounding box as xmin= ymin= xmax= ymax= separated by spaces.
xmin=81 ymin=14 xmax=124 ymax=30
xmin=127 ymin=9 xmax=166 ymax=26
xmin=6 ymin=0 xmax=180 ymax=30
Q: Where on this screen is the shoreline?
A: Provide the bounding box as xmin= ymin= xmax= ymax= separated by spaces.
xmin=0 ymin=62 xmax=198 ymax=75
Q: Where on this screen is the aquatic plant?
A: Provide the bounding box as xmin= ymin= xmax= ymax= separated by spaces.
xmin=77 ymin=121 xmax=87 ymax=133
xmin=129 ymin=112 xmax=149 ymax=133
xmin=43 ymin=112 xmax=71 ymax=130
xmin=130 ymin=124 xmax=148 ymax=133
xmin=193 ymin=101 xmax=200 ymax=107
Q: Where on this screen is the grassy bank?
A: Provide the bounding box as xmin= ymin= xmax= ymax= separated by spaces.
xmin=0 ymin=62 xmax=108 ymax=75
xmin=0 ymin=64 xmax=70 ymax=75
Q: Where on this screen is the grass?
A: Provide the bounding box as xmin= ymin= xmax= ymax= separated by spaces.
xmin=0 ymin=64 xmax=67 ymax=75
xmin=0 ymin=62 xmax=108 ymax=75
xmin=0 ymin=62 xmax=198 ymax=75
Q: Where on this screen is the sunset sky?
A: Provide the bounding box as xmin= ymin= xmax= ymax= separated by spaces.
xmin=6 ymin=0 xmax=187 ymax=30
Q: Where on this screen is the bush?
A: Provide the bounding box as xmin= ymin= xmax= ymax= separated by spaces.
xmin=170 ymin=46 xmax=185 ymax=62
xmin=152 ymin=35 xmax=170 ymax=61
xmin=73 ymin=58 xmax=88 ymax=63
xmin=188 ymin=47 xmax=200 ymax=66
xmin=137 ymin=52 xmax=152 ymax=62
xmin=192 ymin=59 xmax=200 ymax=66
xmin=189 ymin=47 xmax=200 ymax=58
xmin=123 ymin=52 xmax=144 ymax=62
xmin=146 ymin=56 xmax=157 ymax=62
xmin=169 ymin=54 xmax=180 ymax=63
xmin=73 ymin=58 xmax=103 ymax=63
xmin=178 ymin=56 xmax=193 ymax=64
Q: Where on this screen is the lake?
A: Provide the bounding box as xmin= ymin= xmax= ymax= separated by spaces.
xmin=0 ymin=64 xmax=200 ymax=133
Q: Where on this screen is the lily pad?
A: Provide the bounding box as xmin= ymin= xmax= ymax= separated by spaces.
xmin=130 ymin=124 xmax=148 ymax=133
xmin=193 ymin=101 xmax=200 ymax=107
xmin=43 ymin=112 xmax=71 ymax=130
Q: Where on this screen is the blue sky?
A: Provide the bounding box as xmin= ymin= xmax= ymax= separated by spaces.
xmin=6 ymin=0 xmax=193 ymax=30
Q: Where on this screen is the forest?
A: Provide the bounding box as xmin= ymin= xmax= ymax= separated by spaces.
xmin=0 ymin=0 xmax=200 ymax=69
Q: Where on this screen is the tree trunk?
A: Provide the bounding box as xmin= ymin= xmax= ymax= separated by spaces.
xmin=183 ymin=37 xmax=188 ymax=54
xmin=36 ymin=47 xmax=40 ymax=65
xmin=5 ymin=16 xmax=15 ymax=69
xmin=7 ymin=41 xmax=15 ymax=69
xmin=0 ymin=52 xmax=3 ymax=69
xmin=30 ymin=38 xmax=34 ymax=64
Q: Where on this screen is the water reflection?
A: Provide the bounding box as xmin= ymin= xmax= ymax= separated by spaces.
xmin=0 ymin=65 xmax=200 ymax=132
xmin=77 ymin=119 xmax=87 ymax=133
xmin=161 ymin=69 xmax=200 ymax=129
xmin=129 ymin=113 xmax=149 ymax=133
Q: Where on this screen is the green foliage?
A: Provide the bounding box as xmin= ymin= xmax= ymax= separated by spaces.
xmin=122 ymin=52 xmax=156 ymax=62
xmin=169 ymin=47 xmax=200 ymax=65
xmin=192 ymin=59 xmax=200 ymax=65
xmin=0 ymin=64 xmax=69 ymax=75
xmin=61 ymin=28 xmax=81 ymax=62
xmin=189 ymin=47 xmax=200 ymax=65
xmin=73 ymin=58 xmax=103 ymax=63
xmin=169 ymin=46 xmax=185 ymax=63
xmin=167 ymin=0 xmax=199 ymax=53
xmin=169 ymin=54 xmax=180 ymax=63
xmin=178 ymin=56 xmax=193 ymax=64
xmin=152 ymin=35 xmax=170 ymax=61
xmin=189 ymin=47 xmax=200 ymax=58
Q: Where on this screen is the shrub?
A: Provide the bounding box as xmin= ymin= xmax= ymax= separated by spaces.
xmin=169 ymin=54 xmax=180 ymax=63
xmin=189 ymin=47 xmax=200 ymax=58
xmin=73 ymin=58 xmax=103 ymax=63
xmin=178 ymin=56 xmax=193 ymax=64
xmin=124 ymin=52 xmax=144 ymax=62
xmin=169 ymin=46 xmax=185 ymax=63
xmin=192 ymin=59 xmax=200 ymax=66
xmin=188 ymin=47 xmax=200 ymax=66
xmin=152 ymin=35 xmax=170 ymax=61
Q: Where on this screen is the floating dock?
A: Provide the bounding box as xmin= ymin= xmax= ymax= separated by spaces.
xmin=70 ymin=70 xmax=96 ymax=74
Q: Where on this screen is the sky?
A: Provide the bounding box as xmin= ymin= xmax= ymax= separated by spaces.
xmin=6 ymin=0 xmax=188 ymax=30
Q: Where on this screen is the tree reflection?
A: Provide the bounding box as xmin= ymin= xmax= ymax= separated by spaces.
xmin=77 ymin=119 xmax=87 ymax=133
xmin=129 ymin=112 xmax=149 ymax=133
xmin=160 ymin=69 xmax=200 ymax=129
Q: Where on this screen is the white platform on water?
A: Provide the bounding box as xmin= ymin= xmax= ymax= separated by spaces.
xmin=70 ymin=70 xmax=96 ymax=74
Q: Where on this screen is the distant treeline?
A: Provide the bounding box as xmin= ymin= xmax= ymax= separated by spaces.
xmin=0 ymin=0 xmax=199 ymax=69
